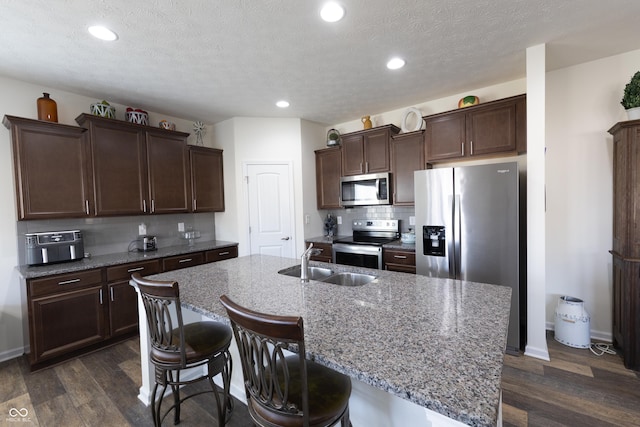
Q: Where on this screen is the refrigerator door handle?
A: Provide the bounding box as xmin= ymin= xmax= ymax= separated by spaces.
xmin=448 ymin=195 xmax=456 ymax=278
xmin=453 ymin=194 xmax=462 ymax=278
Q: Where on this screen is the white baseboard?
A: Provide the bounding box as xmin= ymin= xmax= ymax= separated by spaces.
xmin=0 ymin=346 xmax=26 ymax=363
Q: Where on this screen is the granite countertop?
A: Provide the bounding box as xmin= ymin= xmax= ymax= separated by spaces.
xmin=16 ymin=240 xmax=238 ymax=279
xmin=146 ymin=254 xmax=511 ymax=426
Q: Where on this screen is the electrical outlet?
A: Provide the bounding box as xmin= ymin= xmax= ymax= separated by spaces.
xmin=304 ymin=214 xmax=310 ymax=225
xmin=138 ymin=223 xmax=147 ymax=236
xmin=409 ymin=216 xmax=415 ymax=226
xmin=337 ymin=216 xmax=342 ymax=225
xmin=178 ymin=222 xmax=185 ymax=232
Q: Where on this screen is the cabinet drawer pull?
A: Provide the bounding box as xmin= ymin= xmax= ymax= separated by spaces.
xmin=393 ymin=255 xmax=408 ymax=259
xmin=58 ymin=278 xmax=81 ymax=285
xmin=178 ymin=258 xmax=193 ymax=263
xmin=218 ymin=251 xmax=230 ymax=256
xmin=127 ymin=267 xmax=145 ymax=273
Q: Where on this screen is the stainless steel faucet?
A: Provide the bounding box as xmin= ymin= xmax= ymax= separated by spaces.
xmin=301 ymin=243 xmax=320 ymax=283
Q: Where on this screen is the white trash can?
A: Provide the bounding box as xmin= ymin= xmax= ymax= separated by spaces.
xmin=554 ymin=296 xmax=591 ymax=349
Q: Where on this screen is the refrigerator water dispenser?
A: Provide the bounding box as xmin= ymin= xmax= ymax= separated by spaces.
xmin=423 ymin=226 xmax=445 ymax=256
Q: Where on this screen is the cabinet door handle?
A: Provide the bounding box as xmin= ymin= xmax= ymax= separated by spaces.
xmin=128 ymin=266 xmax=145 ymax=273
xmin=110 ymin=287 xmax=115 ymax=302
xmin=99 ymin=289 xmax=103 ymax=305
xmin=85 ymin=200 xmax=90 ymax=215
xmin=143 ymin=200 xmax=147 ymax=213
xmin=58 ymin=278 xmax=81 ymax=285
xmin=178 ymin=258 xmax=193 ymax=263
xmin=151 ymin=199 xmax=155 ymax=213
xmin=470 ymin=140 xmax=474 ymax=155
xmin=218 ymin=251 xmax=230 ymax=256
xmin=193 ymin=199 xmax=197 ymax=211
xmin=394 ymin=255 xmax=408 ymax=259
xmin=360 ymin=162 xmax=363 ymax=173
xmin=461 ymin=141 xmax=465 ymax=156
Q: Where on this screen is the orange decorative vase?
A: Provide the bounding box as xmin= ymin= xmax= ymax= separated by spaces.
xmin=37 ymin=93 xmax=58 ymax=122
xmin=361 ymin=115 xmax=372 ymax=129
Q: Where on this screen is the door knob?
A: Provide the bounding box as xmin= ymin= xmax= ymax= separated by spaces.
xmin=281 ymin=236 xmax=290 ymax=240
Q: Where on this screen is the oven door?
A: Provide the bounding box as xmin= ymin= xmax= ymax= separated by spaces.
xmin=332 ymin=243 xmax=382 ymax=269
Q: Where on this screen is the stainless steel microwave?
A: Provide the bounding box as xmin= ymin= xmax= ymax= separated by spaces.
xmin=340 ymin=172 xmax=391 ymax=207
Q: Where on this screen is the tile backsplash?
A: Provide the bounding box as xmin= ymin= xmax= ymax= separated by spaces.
xmin=16 ymin=213 xmax=216 ymax=265
xmin=320 ymin=205 xmax=416 ymax=236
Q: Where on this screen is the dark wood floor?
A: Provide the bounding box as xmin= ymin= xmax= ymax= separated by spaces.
xmin=1 ymin=331 xmax=638 ymax=426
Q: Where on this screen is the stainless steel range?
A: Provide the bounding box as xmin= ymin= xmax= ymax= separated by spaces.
xmin=332 ymin=219 xmax=399 ymax=269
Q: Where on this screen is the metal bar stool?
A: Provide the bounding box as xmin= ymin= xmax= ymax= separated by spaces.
xmin=219 ymin=294 xmax=351 ymax=427
xmin=131 ymin=273 xmax=233 ymax=426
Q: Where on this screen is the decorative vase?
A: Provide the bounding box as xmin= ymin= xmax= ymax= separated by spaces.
xmin=361 ymin=115 xmax=372 ymax=129
xmin=458 ymin=95 xmax=480 ymax=108
xmin=37 ymin=93 xmax=58 ymax=122
xmin=626 ymin=107 xmax=640 ymax=120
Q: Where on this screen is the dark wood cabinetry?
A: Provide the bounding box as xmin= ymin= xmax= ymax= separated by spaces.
xmin=76 ymin=114 xmax=190 ymax=216
xmin=315 ymin=147 xmax=342 ymax=209
xmin=189 ymin=146 xmax=225 ymax=212
xmin=424 ymin=94 xmax=526 ymax=163
xmin=205 ymin=246 xmax=238 ymax=263
xmin=391 ymin=131 xmax=425 ymax=206
xmin=383 ymin=248 xmax=416 ymax=273
xmin=608 ymin=120 xmax=640 ymax=371
xmin=341 ymin=125 xmax=399 ymax=176
xmin=3 ymin=116 xmax=93 ymax=220
xmin=27 ymin=269 xmax=106 ymax=365
xmin=305 ymin=241 xmax=333 ymax=263
xmin=105 ymin=260 xmax=161 ymax=337
xmin=162 ymin=252 xmax=205 ymax=271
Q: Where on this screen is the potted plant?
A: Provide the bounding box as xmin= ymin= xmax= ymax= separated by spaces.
xmin=327 ymin=128 xmax=341 ymax=146
xmin=621 ymin=71 xmax=640 ymax=120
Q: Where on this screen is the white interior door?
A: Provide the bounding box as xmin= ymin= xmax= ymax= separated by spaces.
xmin=246 ymin=162 xmax=295 ymax=258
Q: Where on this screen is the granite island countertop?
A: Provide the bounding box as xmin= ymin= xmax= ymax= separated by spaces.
xmin=16 ymin=240 xmax=238 ymax=279
xmin=146 ymin=254 xmax=511 ymax=427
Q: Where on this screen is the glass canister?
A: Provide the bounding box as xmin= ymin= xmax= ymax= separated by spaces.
xmin=37 ymin=93 xmax=58 ymax=122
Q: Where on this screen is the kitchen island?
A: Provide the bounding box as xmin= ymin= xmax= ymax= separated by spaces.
xmin=137 ymin=254 xmax=511 ymax=427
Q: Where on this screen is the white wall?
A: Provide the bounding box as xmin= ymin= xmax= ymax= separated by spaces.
xmin=545 ymin=48 xmax=640 ymax=341
xmin=213 ymin=117 xmax=325 ymax=258
xmin=0 ymin=76 xmax=215 ymax=360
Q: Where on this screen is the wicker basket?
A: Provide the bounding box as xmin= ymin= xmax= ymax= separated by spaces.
xmin=126 ymin=111 xmax=149 ymax=126
xmin=90 ymin=103 xmax=116 ymax=119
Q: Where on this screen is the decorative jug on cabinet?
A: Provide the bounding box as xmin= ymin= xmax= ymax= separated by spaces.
xmin=361 ymin=115 xmax=372 ymax=129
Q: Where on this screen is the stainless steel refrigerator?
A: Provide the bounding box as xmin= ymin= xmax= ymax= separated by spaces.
xmin=414 ymin=162 xmax=520 ymax=352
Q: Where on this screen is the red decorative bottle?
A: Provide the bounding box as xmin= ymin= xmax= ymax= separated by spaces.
xmin=37 ymin=93 xmax=58 ymax=122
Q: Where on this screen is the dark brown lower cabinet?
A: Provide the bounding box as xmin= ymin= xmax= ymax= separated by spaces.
xmin=305 ymin=242 xmax=333 ymax=263
xmin=383 ymin=249 xmax=416 ymax=273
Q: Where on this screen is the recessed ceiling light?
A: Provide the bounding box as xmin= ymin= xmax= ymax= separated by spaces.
xmin=88 ymin=25 xmax=118 ymax=41
xmin=320 ymin=2 xmax=345 ymax=22
xmin=276 ymin=100 xmax=290 ymax=108
xmin=387 ymin=57 xmax=406 ymax=70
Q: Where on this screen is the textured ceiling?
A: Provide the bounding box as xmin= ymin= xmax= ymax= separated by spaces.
xmin=2 ymin=0 xmax=640 ymax=125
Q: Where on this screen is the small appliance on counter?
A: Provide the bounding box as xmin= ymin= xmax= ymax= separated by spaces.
xmin=136 ymin=235 xmax=157 ymax=252
xmin=26 ymin=230 xmax=84 ymax=266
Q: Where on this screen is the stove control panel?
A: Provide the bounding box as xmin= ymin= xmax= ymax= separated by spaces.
xmin=352 ymin=219 xmax=399 ymax=232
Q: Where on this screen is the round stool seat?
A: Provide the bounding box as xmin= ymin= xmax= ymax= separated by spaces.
xmin=151 ymin=321 xmax=232 ymax=365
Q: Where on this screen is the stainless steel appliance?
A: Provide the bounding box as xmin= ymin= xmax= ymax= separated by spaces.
xmin=332 ymin=219 xmax=399 ymax=269
xmin=137 ymin=235 xmax=157 ymax=252
xmin=25 ymin=230 xmax=84 ymax=266
xmin=340 ymin=172 xmax=391 ymax=207
xmin=414 ymin=162 xmax=520 ymax=352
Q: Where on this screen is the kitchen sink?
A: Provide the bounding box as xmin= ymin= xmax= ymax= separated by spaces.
xmin=278 ymin=265 xmax=376 ymax=286
xmin=321 ymin=272 xmax=377 ymax=286
xmin=278 ymin=265 xmax=335 ymax=281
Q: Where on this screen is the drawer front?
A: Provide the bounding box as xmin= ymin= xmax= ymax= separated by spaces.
xmin=205 ymin=246 xmax=238 ymax=263
xmin=307 ymin=242 xmax=332 ymax=262
xmin=106 ymin=259 xmax=161 ymax=282
xmin=29 ymin=269 xmax=104 ymax=298
xmin=383 ymin=250 xmax=416 ymax=266
xmin=163 ymin=252 xmax=205 ymax=271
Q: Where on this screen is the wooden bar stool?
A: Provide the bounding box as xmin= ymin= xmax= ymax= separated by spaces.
xmin=219 ymin=294 xmax=351 ymax=427
xmin=131 ymin=273 xmax=233 ymax=426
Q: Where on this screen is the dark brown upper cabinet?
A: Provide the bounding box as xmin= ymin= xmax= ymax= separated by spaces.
xmin=189 ymin=146 xmax=225 ymax=212
xmin=315 ymin=147 xmax=342 ymax=209
xmin=341 ymin=125 xmax=400 ymax=176
xmin=424 ymin=94 xmax=526 ymax=163
xmin=76 ymin=114 xmax=190 ymax=216
xmin=390 ymin=130 xmax=425 ymax=206
xmin=3 ymin=115 xmax=93 ymax=220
